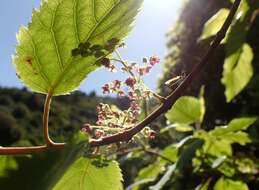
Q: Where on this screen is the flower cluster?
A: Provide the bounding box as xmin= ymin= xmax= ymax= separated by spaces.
xmin=83 ymin=52 xmax=160 ymax=143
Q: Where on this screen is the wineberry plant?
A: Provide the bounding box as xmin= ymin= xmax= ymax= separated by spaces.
xmin=0 ymin=0 xmax=258 ymax=189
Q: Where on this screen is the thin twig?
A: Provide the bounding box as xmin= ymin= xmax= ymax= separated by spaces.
xmin=114 ymin=50 xmax=135 ymax=77
xmin=90 ymin=0 xmax=241 ymax=147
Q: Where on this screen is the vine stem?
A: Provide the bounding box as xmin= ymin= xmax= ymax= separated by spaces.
xmin=90 ymin=0 xmax=241 ymax=147
xmin=0 ymin=93 xmax=65 ymax=155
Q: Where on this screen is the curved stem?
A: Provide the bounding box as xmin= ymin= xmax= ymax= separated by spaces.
xmin=0 ymin=93 xmax=65 ymax=155
xmin=43 ymin=93 xmax=65 ymax=148
xmin=90 ymin=0 xmax=241 ymax=147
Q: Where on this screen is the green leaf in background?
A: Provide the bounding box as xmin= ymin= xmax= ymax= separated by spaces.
xmin=165 ymin=96 xmax=205 ymax=125
xmin=236 ymin=157 xmax=259 ymax=174
xmin=210 ymin=117 xmax=256 ymax=146
xmin=222 ymin=43 xmax=254 ymax=102
xmin=196 ymin=117 xmax=256 ymax=157
xmin=221 ymin=0 xmax=254 ymax=102
xmin=217 ymin=161 xmax=236 ymax=177
xmin=214 ymin=177 xmax=249 ymax=190
xmin=149 ymin=164 xmax=176 ymax=190
xmin=196 ymin=130 xmax=232 ymax=156
xmin=211 ymin=156 xmax=227 ymax=169
xmin=13 ymin=0 xmax=143 ymax=96
xmin=0 ymin=156 xmax=18 ymax=177
xmin=161 ymin=123 xmax=194 ymax=133
xmin=161 ymin=145 xmax=178 ymax=164
xmin=130 ymin=145 xmax=178 ymax=190
xmin=175 ymin=138 xmax=204 ymax=172
xmin=199 ymin=8 xmax=230 ymax=40
xmin=195 ymin=178 xmax=212 ymax=190
xmin=54 ymin=158 xmax=123 ymax=190
xmin=211 ymin=117 xmax=257 ymax=136
xmin=131 ymin=161 xmax=165 ymax=190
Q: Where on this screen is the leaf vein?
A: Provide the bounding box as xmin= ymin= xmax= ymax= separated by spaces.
xmin=51 ymin=1 xmax=122 ymax=91
xmin=92 ymin=0 xmax=98 ymax=23
xmin=50 ymin=0 xmax=64 ymax=70
xmin=83 ymin=0 xmax=120 ymax=42
xmin=25 ymin=30 xmax=51 ymax=88
xmin=73 ymin=0 xmax=80 ymax=43
xmin=92 ymin=11 xmax=134 ymax=39
xmin=80 ymin=161 xmax=91 ymax=190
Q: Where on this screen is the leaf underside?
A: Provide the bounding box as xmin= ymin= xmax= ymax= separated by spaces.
xmin=14 ymin=0 xmax=143 ymax=96
xmin=53 ymin=158 xmax=123 ymax=190
xmin=222 ymin=43 xmax=253 ymax=102
xmin=165 ymin=96 xmax=204 ymax=125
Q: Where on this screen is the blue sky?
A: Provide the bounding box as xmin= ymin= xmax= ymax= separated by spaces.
xmin=0 ymin=0 xmax=182 ymax=95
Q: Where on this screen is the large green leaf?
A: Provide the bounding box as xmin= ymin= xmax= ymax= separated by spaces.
xmin=0 ymin=132 xmax=123 ymax=190
xmin=214 ymin=178 xmax=249 ymax=190
xmin=0 ymin=132 xmax=88 ymax=189
xmin=165 ymin=96 xmax=205 ymax=125
xmin=13 ymin=0 xmax=143 ymax=96
xmin=54 ymin=158 xmax=123 ymax=190
xmin=199 ymin=8 xmax=230 ymax=40
xmin=222 ymin=43 xmax=254 ymax=102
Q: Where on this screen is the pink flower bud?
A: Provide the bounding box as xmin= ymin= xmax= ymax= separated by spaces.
xmin=125 ymin=77 xmax=137 ymax=87
xmin=100 ymin=58 xmax=111 ymax=68
xmin=128 ymin=91 xmax=137 ymax=100
xmin=102 ymin=84 xmax=110 ymax=94
xmin=149 ymin=131 xmax=156 ymax=140
xmin=112 ymin=80 xmax=121 ymax=90
xmin=118 ymin=90 xmax=125 ymax=97
xmin=137 ymin=67 xmax=146 ymax=76
xmin=149 ymin=56 xmax=160 ymax=66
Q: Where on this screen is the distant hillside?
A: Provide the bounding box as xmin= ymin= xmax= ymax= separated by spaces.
xmin=0 ymin=87 xmax=129 ymax=146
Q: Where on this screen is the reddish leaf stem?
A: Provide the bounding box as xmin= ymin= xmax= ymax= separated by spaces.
xmin=0 ymin=93 xmax=65 ymax=155
xmin=43 ymin=93 xmax=65 ymax=148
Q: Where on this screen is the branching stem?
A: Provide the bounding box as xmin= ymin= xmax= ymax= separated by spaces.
xmin=0 ymin=93 xmax=65 ymax=155
xmin=90 ymin=0 xmax=241 ymax=147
